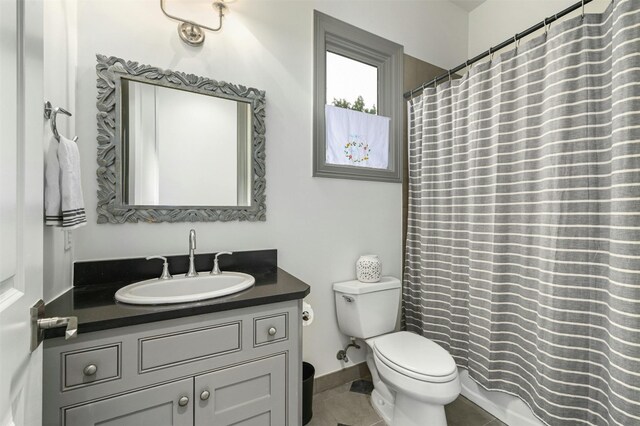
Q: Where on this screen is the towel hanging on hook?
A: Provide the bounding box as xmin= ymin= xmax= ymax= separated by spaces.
xmin=43 ymin=101 xmax=86 ymax=229
xmin=44 ymin=101 xmax=78 ymax=142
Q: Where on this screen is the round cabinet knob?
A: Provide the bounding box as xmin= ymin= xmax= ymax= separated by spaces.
xmin=83 ymin=364 xmax=98 ymax=376
xmin=178 ymin=396 xmax=189 ymax=407
xmin=268 ymin=327 xmax=277 ymax=336
xmin=200 ymin=390 xmax=210 ymax=401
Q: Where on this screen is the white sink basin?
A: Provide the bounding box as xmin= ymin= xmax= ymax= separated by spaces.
xmin=115 ymin=272 xmax=255 ymax=305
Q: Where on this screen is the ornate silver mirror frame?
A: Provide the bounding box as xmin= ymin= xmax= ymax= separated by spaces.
xmin=95 ymin=54 xmax=266 ymax=223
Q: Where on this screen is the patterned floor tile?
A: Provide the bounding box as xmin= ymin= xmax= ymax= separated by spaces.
xmin=307 ymin=383 xmax=381 ymax=426
xmin=307 ymin=379 xmax=502 ymax=426
xmin=445 ymin=396 xmax=497 ymax=426
xmin=349 ymin=379 xmax=374 ymax=395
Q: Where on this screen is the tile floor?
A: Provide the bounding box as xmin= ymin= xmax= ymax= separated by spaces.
xmin=307 ymin=379 xmax=506 ymax=426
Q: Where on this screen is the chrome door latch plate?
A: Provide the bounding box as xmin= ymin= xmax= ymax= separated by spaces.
xmin=30 ymin=299 xmax=46 ymax=352
xmin=30 ymin=299 xmax=78 ymax=352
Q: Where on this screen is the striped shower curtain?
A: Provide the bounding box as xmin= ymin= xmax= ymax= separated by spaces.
xmin=405 ymin=1 xmax=639 ymax=425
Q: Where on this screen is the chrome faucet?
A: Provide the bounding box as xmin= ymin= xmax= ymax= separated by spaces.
xmin=186 ymin=229 xmax=198 ymax=277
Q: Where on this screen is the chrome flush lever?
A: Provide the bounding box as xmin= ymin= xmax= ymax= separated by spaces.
xmin=211 ymin=251 xmax=233 ymax=275
xmin=30 ymin=299 xmax=78 ymax=351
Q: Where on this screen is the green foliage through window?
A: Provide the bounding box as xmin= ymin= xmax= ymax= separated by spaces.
xmin=332 ymin=96 xmax=377 ymax=114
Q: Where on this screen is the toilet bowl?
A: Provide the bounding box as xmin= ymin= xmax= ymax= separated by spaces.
xmin=371 ymin=331 xmax=460 ymax=426
xmin=333 ymin=277 xmax=460 ymax=426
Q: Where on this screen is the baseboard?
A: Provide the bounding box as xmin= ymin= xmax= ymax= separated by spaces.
xmin=313 ymin=362 xmax=370 ymax=394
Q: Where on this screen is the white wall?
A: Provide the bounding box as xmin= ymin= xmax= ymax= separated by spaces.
xmin=43 ymin=0 xmax=77 ymax=302
xmin=60 ymin=0 xmax=468 ymax=376
xmin=468 ymin=0 xmax=611 ymax=58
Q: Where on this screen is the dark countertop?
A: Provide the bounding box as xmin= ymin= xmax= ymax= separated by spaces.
xmin=44 ymin=267 xmax=310 ymax=339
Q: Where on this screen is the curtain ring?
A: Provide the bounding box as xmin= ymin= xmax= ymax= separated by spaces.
xmin=581 ymin=0 xmax=585 ymax=19
xmin=448 ymin=70 xmax=452 ymax=83
xmin=514 ymin=34 xmax=519 ymax=52
xmin=488 ymin=47 xmax=493 ymax=62
xmin=433 ymin=77 xmax=438 ymax=89
xmin=544 ymin=18 xmax=548 ymax=35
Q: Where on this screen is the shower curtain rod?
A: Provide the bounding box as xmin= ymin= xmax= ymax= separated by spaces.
xmin=404 ymin=0 xmax=595 ymax=99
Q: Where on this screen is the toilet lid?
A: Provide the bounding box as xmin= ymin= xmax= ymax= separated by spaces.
xmin=373 ymin=332 xmax=457 ymax=383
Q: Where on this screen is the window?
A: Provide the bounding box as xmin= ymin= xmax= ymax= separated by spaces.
xmin=326 ymin=52 xmax=378 ymax=114
xmin=313 ymin=11 xmax=403 ymax=182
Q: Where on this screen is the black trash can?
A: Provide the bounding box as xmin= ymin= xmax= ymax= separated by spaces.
xmin=302 ymin=362 xmax=315 ymax=425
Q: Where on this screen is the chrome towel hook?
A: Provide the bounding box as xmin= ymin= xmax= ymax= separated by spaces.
xmin=44 ymin=101 xmax=78 ymax=142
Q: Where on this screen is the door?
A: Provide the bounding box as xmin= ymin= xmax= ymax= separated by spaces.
xmin=63 ymin=378 xmax=193 ymax=426
xmin=195 ymin=354 xmax=287 ymax=426
xmin=0 ymin=0 xmax=45 ymax=425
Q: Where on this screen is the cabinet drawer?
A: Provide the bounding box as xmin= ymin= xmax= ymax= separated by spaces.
xmin=254 ymin=313 xmax=288 ymax=346
xmin=62 ymin=344 xmax=121 ymax=391
xmin=64 ymin=377 xmax=193 ymax=426
xmin=139 ymin=322 xmax=241 ymax=372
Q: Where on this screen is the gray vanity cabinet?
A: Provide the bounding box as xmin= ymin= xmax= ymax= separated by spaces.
xmin=43 ymin=300 xmax=302 ymax=426
xmin=64 ymin=378 xmax=193 ymax=426
xmin=194 ymin=354 xmax=286 ymax=426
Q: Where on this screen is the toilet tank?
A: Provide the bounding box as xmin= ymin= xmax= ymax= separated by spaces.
xmin=333 ymin=276 xmax=401 ymax=339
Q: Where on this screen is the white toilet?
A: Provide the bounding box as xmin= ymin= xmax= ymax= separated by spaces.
xmin=333 ymin=276 xmax=460 ymax=426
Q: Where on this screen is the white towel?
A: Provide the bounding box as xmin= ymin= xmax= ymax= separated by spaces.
xmin=325 ymin=104 xmax=390 ymax=169
xmin=45 ymin=136 xmax=86 ymax=229
xmin=44 ymin=135 xmax=62 ymax=226
xmin=58 ymin=136 xmax=86 ymax=229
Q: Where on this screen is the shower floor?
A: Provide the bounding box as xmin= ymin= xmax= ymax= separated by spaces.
xmin=307 ymin=378 xmax=506 ymax=426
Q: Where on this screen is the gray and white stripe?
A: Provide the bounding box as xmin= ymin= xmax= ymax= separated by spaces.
xmin=405 ymin=1 xmax=640 ymax=425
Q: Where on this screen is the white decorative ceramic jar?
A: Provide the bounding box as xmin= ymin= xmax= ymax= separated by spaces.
xmin=356 ymin=255 xmax=381 ymax=283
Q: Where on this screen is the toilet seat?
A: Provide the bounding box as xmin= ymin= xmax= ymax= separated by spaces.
xmin=372 ymin=331 xmax=458 ymax=383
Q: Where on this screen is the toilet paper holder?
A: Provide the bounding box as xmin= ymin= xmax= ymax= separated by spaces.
xmin=302 ymin=301 xmax=314 ymax=327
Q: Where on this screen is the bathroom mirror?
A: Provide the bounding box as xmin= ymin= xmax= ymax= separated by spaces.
xmin=96 ymin=55 xmax=266 ymax=223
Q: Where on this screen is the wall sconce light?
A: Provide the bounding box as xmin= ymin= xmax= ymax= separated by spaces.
xmin=160 ymin=0 xmax=235 ymax=46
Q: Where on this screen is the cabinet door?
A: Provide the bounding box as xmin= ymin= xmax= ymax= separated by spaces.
xmin=195 ymin=354 xmax=287 ymax=426
xmin=63 ymin=378 xmax=193 ymax=426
